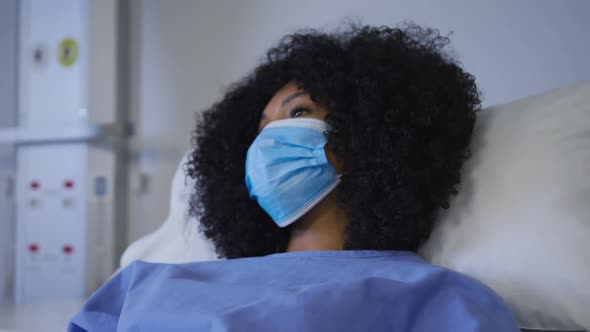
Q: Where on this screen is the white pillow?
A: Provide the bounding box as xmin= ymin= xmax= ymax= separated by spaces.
xmin=120 ymin=152 xmax=218 ymax=268
xmin=421 ymin=81 xmax=590 ymax=331
xmin=122 ymin=82 xmax=590 ymax=331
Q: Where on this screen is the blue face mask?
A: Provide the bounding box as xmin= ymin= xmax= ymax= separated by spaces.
xmin=245 ymin=118 xmax=341 ymax=227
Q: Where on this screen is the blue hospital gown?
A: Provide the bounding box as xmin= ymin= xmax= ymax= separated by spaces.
xmin=69 ymin=250 xmax=519 ymax=331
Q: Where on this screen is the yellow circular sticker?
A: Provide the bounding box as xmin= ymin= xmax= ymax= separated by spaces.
xmin=58 ymin=37 xmax=78 ymax=67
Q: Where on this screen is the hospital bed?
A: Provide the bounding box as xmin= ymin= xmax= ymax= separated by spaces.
xmin=122 ymin=82 xmax=590 ymax=332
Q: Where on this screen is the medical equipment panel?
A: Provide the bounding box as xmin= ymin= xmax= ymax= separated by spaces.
xmin=0 ymin=0 xmax=130 ymax=304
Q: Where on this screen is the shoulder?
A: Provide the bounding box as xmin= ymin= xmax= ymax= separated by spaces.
xmin=432 ymin=265 xmax=506 ymax=304
xmin=413 ymin=264 xmax=520 ymax=331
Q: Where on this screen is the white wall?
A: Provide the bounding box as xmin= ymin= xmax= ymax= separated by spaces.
xmin=127 ymin=0 xmax=590 ymax=243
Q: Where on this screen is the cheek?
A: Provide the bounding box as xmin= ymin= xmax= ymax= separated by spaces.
xmin=258 ymin=119 xmax=268 ymax=132
xmin=312 ymin=110 xmax=330 ymax=121
xmin=325 ymin=145 xmax=343 ymax=174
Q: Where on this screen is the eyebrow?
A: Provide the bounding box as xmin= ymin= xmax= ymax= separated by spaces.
xmin=281 ymin=91 xmax=307 ymax=107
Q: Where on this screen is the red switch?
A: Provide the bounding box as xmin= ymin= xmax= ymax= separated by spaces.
xmin=64 ymin=180 xmax=74 ymax=189
xmin=63 ymin=245 xmax=74 ymax=254
xmin=28 ymin=243 xmax=39 ymax=253
xmin=30 ymin=181 xmax=40 ymax=190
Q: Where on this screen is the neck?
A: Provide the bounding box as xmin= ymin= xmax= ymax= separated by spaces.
xmin=286 ymin=191 xmax=348 ymax=252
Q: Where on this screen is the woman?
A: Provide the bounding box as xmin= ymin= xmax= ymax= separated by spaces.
xmin=69 ymin=24 xmax=519 ymax=331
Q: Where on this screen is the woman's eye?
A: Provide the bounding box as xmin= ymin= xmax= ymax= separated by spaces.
xmin=290 ymin=107 xmax=309 ymax=118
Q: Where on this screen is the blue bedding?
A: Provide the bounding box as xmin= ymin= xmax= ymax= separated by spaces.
xmin=69 ymin=250 xmax=519 ymax=331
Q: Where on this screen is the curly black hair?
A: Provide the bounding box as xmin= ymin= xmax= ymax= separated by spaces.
xmin=187 ymin=24 xmax=480 ymax=259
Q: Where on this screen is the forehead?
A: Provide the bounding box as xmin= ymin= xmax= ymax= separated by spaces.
xmin=266 ymin=82 xmax=303 ymax=108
